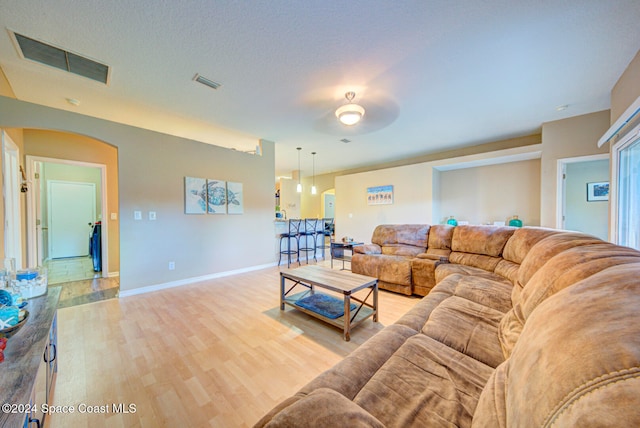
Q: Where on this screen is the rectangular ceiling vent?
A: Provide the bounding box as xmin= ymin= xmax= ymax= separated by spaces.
xmin=13 ymin=32 xmax=109 ymax=84
xmin=194 ymin=73 xmax=221 ymax=90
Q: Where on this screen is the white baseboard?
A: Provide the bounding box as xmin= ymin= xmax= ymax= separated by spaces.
xmin=118 ymin=262 xmax=275 ymax=298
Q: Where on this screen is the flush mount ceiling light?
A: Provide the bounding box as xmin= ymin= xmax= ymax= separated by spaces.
xmin=335 ymin=91 xmax=365 ymax=126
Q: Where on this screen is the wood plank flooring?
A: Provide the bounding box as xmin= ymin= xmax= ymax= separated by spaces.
xmin=49 ymin=263 xmax=420 ymax=427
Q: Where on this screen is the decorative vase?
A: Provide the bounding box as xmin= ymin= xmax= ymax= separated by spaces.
xmin=446 ymin=216 xmax=458 ymax=226
xmin=509 ymin=216 xmax=523 ymax=228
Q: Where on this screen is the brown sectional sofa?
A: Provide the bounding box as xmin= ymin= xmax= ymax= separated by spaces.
xmin=255 ymin=225 xmax=640 ymax=427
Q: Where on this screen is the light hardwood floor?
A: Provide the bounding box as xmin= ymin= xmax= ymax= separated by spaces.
xmin=49 ymin=263 xmax=420 ymax=427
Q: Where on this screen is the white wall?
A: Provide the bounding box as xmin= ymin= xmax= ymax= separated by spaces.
xmin=439 ymin=159 xmax=541 ymax=226
xmin=564 ymin=159 xmax=609 ymax=239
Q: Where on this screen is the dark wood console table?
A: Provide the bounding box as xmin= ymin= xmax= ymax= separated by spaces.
xmin=0 ymin=287 xmax=60 ymax=428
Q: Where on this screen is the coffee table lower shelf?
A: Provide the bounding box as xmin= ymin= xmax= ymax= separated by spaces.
xmin=283 ymin=291 xmax=376 ymax=337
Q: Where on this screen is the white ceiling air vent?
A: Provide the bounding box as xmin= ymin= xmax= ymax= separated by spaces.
xmin=12 ymin=32 xmax=109 ymax=84
xmin=193 ymin=74 xmax=221 ymax=90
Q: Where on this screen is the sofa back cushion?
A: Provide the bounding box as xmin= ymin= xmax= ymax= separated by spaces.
xmin=451 ymin=226 xmax=515 ymax=257
xmin=475 ymin=263 xmax=640 ymax=427
xmin=447 ymin=226 xmax=515 ymax=272
xmin=497 ymin=241 xmax=640 ymax=359
xmin=371 ymin=224 xmax=430 ymax=248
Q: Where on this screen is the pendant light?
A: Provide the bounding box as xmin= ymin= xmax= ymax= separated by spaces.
xmin=311 ymin=152 xmax=317 ymax=195
xmin=296 ymin=147 xmax=302 ymax=193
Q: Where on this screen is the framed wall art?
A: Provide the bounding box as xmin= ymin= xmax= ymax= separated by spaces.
xmin=367 ymin=185 xmax=393 ymax=205
xmin=206 ymin=179 xmax=227 ymax=214
xmin=184 ymin=176 xmax=207 ymax=214
xmin=587 ymin=181 xmax=609 ymax=202
xmin=227 ymin=181 xmax=244 ymax=214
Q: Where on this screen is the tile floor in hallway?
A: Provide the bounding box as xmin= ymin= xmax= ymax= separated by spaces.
xmin=43 ymin=256 xmax=119 ymax=308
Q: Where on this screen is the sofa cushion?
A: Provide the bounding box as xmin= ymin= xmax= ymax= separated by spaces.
xmin=381 ymin=244 xmax=425 ymax=257
xmin=435 ymin=263 xmax=509 ymax=285
xmin=451 ymin=225 xmax=515 ymax=257
xmin=427 ymin=224 xmax=455 ymax=250
xmin=501 ymin=227 xmax=559 ymax=264
xmin=371 ymin=224 xmax=430 ymax=248
xmin=422 ymin=296 xmax=505 ymax=368
xmin=299 ymin=324 xmax=419 ymax=399
xmin=498 ymin=242 xmax=640 ymax=360
xmin=501 ymin=263 xmax=640 ymax=427
xmin=353 ymin=254 xmax=413 ymax=288
xmin=263 ymin=388 xmax=385 ymax=428
xmin=353 ymin=334 xmax=494 ymax=428
xmin=353 ymin=243 xmax=381 ymax=254
xmin=449 ymin=252 xmax=503 ymax=272
xmin=515 ymin=232 xmax=602 ymax=294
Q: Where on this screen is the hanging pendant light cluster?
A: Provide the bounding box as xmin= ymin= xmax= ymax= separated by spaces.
xmin=296 ymin=147 xmax=302 ymax=193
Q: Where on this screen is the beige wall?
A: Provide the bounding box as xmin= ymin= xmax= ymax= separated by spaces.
xmin=0 ymin=96 xmax=275 ymax=293
xmin=335 ymin=163 xmax=433 ymax=243
xmin=439 ymin=159 xmax=541 ymax=226
xmin=611 ymin=49 xmax=640 ymax=123
xmin=540 ymin=110 xmax=611 ymax=228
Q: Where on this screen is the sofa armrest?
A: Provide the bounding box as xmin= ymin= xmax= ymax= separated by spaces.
xmin=416 ymin=253 xmax=449 ymax=263
xmin=256 ymin=388 xmax=385 ymax=428
xmin=353 ymin=244 xmax=382 ymax=254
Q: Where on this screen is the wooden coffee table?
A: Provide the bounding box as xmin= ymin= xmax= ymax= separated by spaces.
xmin=280 ymin=265 xmax=378 ymax=341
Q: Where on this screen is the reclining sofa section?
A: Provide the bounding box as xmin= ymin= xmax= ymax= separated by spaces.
xmin=255 ymin=225 xmax=640 ymax=427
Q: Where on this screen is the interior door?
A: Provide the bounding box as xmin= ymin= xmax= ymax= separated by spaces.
xmin=48 ymin=180 xmax=96 ymax=259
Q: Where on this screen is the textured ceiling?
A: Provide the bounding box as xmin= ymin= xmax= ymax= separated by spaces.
xmin=1 ymin=0 xmax=639 ymax=178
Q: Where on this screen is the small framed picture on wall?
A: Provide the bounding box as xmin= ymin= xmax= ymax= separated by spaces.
xmin=587 ymin=181 xmax=609 ymax=202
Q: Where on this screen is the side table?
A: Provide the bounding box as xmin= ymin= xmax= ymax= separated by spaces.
xmin=330 ymin=241 xmax=363 ymax=270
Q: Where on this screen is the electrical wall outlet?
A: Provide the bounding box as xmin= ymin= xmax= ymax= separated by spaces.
xmin=168 ymin=261 xmax=175 ymax=270
xmin=149 ymin=211 xmax=156 ymax=220
xmin=134 ymin=211 xmax=142 ymax=220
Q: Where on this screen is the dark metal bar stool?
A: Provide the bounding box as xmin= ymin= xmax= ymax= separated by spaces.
xmin=298 ymin=218 xmax=317 ymax=263
xmin=315 ymin=218 xmax=334 ymax=259
xmin=278 ymin=219 xmax=301 ymax=268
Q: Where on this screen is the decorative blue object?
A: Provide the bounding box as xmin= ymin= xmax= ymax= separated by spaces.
xmin=16 ymin=270 xmax=38 ymax=281
xmin=0 ymin=306 xmax=19 ymax=329
xmin=295 ymin=293 xmax=357 ymax=319
xmin=446 ymin=216 xmax=458 ymax=226
xmin=508 ymin=216 xmax=523 ymax=227
xmin=0 ymin=290 xmax=12 ymax=307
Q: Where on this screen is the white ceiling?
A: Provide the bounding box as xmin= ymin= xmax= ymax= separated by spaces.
xmin=1 ymin=1 xmax=639 ymax=178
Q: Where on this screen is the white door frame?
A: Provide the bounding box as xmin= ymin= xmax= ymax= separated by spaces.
xmin=556 ymin=153 xmax=610 ymax=231
xmin=610 ymin=123 xmax=640 ymax=246
xmin=1 ymin=130 xmax=22 ymax=268
xmin=26 ymin=156 xmax=109 ymax=278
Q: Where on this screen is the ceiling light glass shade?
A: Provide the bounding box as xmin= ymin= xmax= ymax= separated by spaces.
xmin=311 ymin=185 xmax=317 ymax=195
xmin=296 ymin=183 xmax=302 ymax=193
xmin=335 ymin=103 xmax=365 ymax=125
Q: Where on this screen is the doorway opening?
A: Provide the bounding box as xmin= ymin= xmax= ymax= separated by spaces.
xmin=557 ymin=154 xmax=610 ymax=241
xmin=26 ymin=156 xmax=109 ymax=285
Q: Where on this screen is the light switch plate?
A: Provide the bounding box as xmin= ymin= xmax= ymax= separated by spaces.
xmin=149 ymin=211 xmax=157 ymax=220
xmin=134 ymin=211 xmax=142 ymax=220
xmin=110 ymin=212 xmax=118 ymax=220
